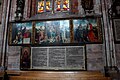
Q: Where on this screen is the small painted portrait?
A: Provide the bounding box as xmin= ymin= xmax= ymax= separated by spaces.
xmin=21 ymin=47 xmax=31 ymax=69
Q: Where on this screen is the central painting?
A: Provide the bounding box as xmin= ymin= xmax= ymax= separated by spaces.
xmin=34 ymin=20 xmax=70 ymax=45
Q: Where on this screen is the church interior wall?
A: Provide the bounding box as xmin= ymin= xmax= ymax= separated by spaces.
xmin=0 ymin=0 xmax=120 ymax=71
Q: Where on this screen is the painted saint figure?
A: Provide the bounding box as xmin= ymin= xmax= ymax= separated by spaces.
xmin=38 ymin=0 xmax=44 ymax=13
xmin=38 ymin=26 xmax=45 ymax=43
xmin=56 ymin=0 xmax=61 ymax=11
xmin=75 ymin=24 xmax=84 ymax=42
xmin=87 ymin=23 xmax=97 ymax=42
xmin=63 ymin=0 xmax=69 ymax=11
xmin=46 ymin=0 xmax=51 ymax=12
xmin=21 ymin=49 xmax=30 ymax=68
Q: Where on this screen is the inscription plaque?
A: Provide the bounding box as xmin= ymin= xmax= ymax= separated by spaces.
xmin=66 ymin=47 xmax=85 ymax=69
xmin=31 ymin=46 xmax=86 ymax=70
xmin=49 ymin=48 xmax=65 ymax=68
xmin=32 ymin=48 xmax=48 ymax=69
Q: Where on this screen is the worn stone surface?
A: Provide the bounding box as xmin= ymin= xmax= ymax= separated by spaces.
xmin=115 ymin=44 xmax=120 ymax=70
xmin=0 ymin=24 xmax=2 ymax=63
xmin=86 ymin=44 xmax=105 ymax=70
xmin=0 ymin=2 xmax=2 ymax=22
xmin=7 ymin=46 xmax=20 ymax=70
xmin=9 ymin=0 xmax=16 ymax=21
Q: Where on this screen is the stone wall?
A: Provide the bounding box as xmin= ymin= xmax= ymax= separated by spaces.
xmin=0 ymin=2 xmax=2 ymax=23
xmin=4 ymin=0 xmax=119 ymax=71
xmin=7 ymin=46 xmax=20 ymax=70
xmin=6 ymin=0 xmax=105 ymax=71
xmin=0 ymin=24 xmax=2 ymax=64
xmin=115 ymin=44 xmax=120 ymax=70
xmin=86 ymin=44 xmax=105 ymax=70
xmin=6 ymin=44 xmax=105 ymax=71
xmin=0 ymin=0 xmax=3 ymax=65
xmin=9 ymin=0 xmax=16 ymax=22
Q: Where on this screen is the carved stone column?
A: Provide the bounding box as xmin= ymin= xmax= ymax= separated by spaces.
xmin=101 ymin=0 xmax=117 ymax=67
xmin=1 ymin=0 xmax=11 ymax=67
